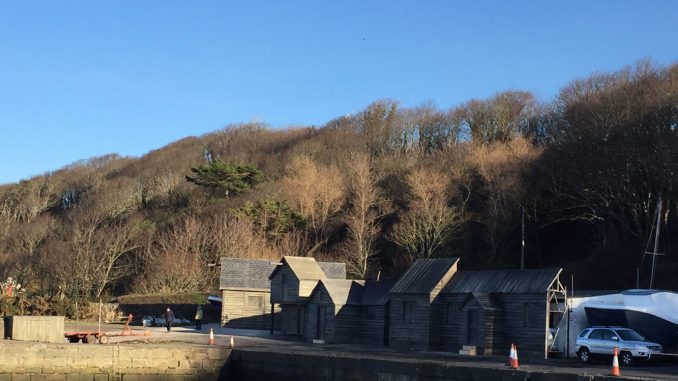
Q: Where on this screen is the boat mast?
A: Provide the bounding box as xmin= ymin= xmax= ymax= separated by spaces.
xmin=649 ymin=196 xmax=662 ymax=290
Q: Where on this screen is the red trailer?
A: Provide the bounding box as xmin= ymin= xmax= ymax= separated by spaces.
xmin=64 ymin=314 xmax=151 ymax=344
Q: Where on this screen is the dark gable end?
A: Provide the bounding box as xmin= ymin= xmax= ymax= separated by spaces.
xmin=361 ymin=279 xmax=397 ymax=305
xmin=310 ymin=279 xmax=365 ymax=306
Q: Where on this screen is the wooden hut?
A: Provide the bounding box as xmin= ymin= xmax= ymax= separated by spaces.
xmin=386 ymin=257 xmax=459 ymax=350
xmin=358 ymin=279 xmax=397 ymax=346
xmin=219 ymin=258 xmax=279 ymax=329
xmin=433 ymin=268 xmax=566 ymax=358
xmin=269 ymin=256 xmax=346 ymax=336
xmin=304 ymin=279 xmax=363 ymax=343
xmin=304 ymin=278 xmax=396 ymax=345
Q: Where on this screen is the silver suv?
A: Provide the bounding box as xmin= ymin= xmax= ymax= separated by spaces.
xmin=575 ymin=327 xmax=662 ymax=365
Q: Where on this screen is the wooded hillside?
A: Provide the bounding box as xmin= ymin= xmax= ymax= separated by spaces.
xmin=2 ymin=61 xmax=677 ymax=303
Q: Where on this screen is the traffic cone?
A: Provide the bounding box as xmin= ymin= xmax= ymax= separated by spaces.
xmin=507 ymin=344 xmax=514 ymax=366
xmin=510 ymin=344 xmax=520 ymax=369
xmin=208 ymin=328 xmax=215 ymax=345
xmin=611 ymin=347 xmax=621 ymax=377
xmin=229 ymin=335 xmax=234 ymax=349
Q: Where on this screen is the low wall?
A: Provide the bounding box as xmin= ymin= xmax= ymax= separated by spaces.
xmin=226 ymin=349 xmax=656 ymax=381
xmin=5 ymin=315 xmax=64 ymax=343
xmin=0 ymin=340 xmax=230 ymax=380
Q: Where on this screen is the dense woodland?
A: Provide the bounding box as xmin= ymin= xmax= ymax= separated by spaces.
xmin=1 ymin=61 xmax=678 ymax=310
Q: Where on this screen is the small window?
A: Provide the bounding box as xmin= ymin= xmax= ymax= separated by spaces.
xmin=446 ymin=303 xmax=458 ymax=324
xmin=248 ymin=295 xmax=264 ymax=309
xmin=403 ymin=301 xmax=416 ymax=322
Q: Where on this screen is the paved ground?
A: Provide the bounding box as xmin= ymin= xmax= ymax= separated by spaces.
xmin=65 ymin=321 xmax=678 ymax=380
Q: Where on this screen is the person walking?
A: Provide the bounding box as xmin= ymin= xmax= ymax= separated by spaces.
xmin=164 ymin=307 xmax=175 ymax=332
xmin=194 ymin=305 xmax=203 ymax=330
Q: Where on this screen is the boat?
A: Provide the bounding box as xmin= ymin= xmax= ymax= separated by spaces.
xmin=554 ymin=197 xmax=677 ymax=355
xmin=583 ymin=289 xmax=678 ymax=351
xmin=208 ymin=295 xmax=223 ymax=307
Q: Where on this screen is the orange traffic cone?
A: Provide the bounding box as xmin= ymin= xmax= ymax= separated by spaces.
xmin=208 ymin=328 xmax=215 ymax=345
xmin=229 ymin=335 xmax=234 ymax=349
xmin=510 ymin=344 xmax=520 ymax=369
xmin=611 ymin=347 xmax=621 ymax=377
xmin=507 ymin=344 xmax=514 ymax=366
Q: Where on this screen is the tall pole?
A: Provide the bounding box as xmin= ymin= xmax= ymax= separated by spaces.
xmin=650 ymin=197 xmax=662 ymax=290
xmin=521 ymin=208 xmax=525 ymax=269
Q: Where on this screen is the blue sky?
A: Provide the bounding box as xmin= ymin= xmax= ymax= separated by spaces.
xmin=1 ymin=1 xmax=678 ymax=184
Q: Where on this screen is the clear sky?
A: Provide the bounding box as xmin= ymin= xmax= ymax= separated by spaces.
xmin=2 ymin=1 xmax=678 ymax=184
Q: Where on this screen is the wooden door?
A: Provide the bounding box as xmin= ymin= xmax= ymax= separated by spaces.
xmin=316 ymin=306 xmax=326 ymax=339
xmin=466 ymin=309 xmax=482 ymax=346
xmin=383 ymin=301 xmax=391 ymax=345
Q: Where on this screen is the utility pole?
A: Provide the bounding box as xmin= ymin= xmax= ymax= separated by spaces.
xmin=520 ymin=208 xmax=525 ymax=270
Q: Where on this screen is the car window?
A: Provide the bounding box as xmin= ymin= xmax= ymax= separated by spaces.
xmin=589 ymin=329 xmax=605 ymax=340
xmin=602 ymin=330 xmax=618 ymax=340
xmin=616 ymin=329 xmax=644 ymax=341
xmin=579 ymin=329 xmax=590 ymax=338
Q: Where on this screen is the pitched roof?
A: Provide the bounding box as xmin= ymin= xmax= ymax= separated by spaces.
xmin=389 ymin=257 xmax=459 ymax=294
xmin=219 ymin=258 xmax=278 ymax=290
xmin=268 ymin=256 xmax=326 ymax=280
xmin=314 ymin=279 xmax=365 ymax=305
xmin=360 ymin=279 xmax=397 ymax=305
xmin=318 ymin=262 xmax=347 ymax=279
xmin=442 ymin=268 xmax=562 ymax=294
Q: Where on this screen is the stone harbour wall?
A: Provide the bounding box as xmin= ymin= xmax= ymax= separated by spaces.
xmin=0 ymin=340 xmax=230 ymax=380
xmin=225 ymin=349 xmax=657 ymax=381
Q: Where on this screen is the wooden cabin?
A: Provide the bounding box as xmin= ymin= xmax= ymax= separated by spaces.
xmin=358 ymin=279 xmax=397 ymax=346
xmin=386 ymin=257 xmax=459 ymax=350
xmin=304 ymin=279 xmax=363 ymax=343
xmin=304 ymin=278 xmax=396 ymax=345
xmin=219 ymin=258 xmax=280 ymax=329
xmin=433 ymin=268 xmax=565 ymax=358
xmin=269 ymin=256 xmax=346 ymax=336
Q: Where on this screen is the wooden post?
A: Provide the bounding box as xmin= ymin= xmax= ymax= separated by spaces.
xmin=270 ymin=303 xmax=274 ymax=335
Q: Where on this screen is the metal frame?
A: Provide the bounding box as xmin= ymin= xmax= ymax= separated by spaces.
xmin=545 ymin=274 xmax=567 ymax=359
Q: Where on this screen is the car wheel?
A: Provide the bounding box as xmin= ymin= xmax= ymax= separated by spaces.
xmin=620 ymin=351 xmax=633 ymax=366
xmin=578 ymin=347 xmax=591 ymax=363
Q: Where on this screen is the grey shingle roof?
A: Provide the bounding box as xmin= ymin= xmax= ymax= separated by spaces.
xmin=442 ymin=268 xmax=562 ymax=294
xmin=219 ymin=258 xmax=278 ymax=290
xmin=318 ymin=262 xmax=347 ymax=279
xmin=389 ymin=258 xmax=459 ymax=294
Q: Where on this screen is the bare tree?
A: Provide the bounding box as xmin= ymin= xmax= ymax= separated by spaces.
xmin=280 ymin=155 xmax=346 ymax=254
xmin=343 ymin=153 xmax=389 ymax=278
xmin=211 ymin=216 xmax=270 ymax=261
xmin=388 ymin=167 xmax=463 ymax=262
xmin=50 ymin=218 xmax=139 ymax=299
xmin=456 ymin=91 xmax=536 ymax=144
xmin=135 ymin=217 xmax=212 ymax=294
xmin=468 ymin=138 xmax=540 ymax=265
